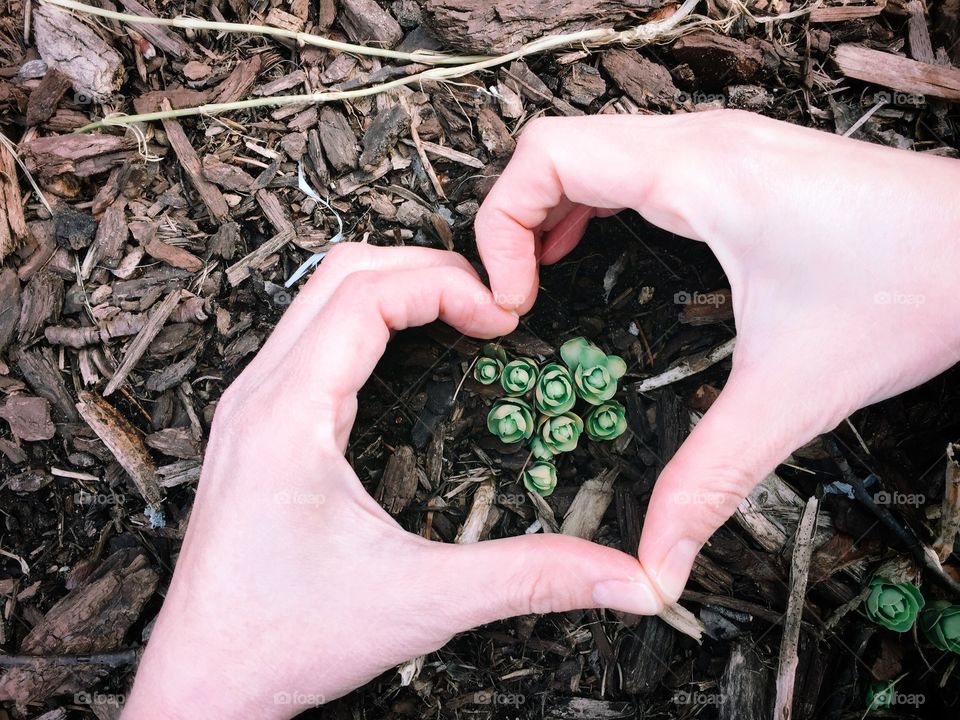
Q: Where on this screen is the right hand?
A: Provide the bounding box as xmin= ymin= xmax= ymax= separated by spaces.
xmin=474 ymin=110 xmax=960 ymax=607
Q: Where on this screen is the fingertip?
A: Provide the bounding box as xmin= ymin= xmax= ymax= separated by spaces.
xmin=592 ymin=578 xmax=663 ymax=616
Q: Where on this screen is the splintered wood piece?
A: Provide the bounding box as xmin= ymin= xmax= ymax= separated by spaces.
xmin=76 ymin=392 xmax=163 ymax=506
xmin=340 ymin=0 xmax=403 ymax=48
xmin=774 ymin=496 xmax=819 ymax=720
xmin=17 ymin=270 xmax=63 ymax=342
xmin=0 ymin=142 xmax=28 ymax=259
xmin=226 ymin=228 xmax=297 ymax=286
xmin=160 ymin=101 xmax=229 ymax=222
xmin=933 ymin=442 xmax=960 ymax=561
xmin=33 ymin=5 xmax=124 ymax=100
xmin=399 ymin=96 xmax=445 ymax=198
xmin=456 ymin=479 xmax=496 ymax=543
xmin=256 ymin=189 xmax=294 ymax=234
xmin=117 ymin=0 xmax=190 ymax=58
xmin=20 ymin=134 xmax=140 ymax=179
xmin=0 ymin=549 xmax=158 ymax=707
xmin=201 ymin=155 xmax=255 ymax=191
xmin=0 ymin=267 xmax=20 ymax=353
xmin=14 ymin=347 xmax=79 ymax=422
xmin=720 ymin=639 xmax=772 ymax=720
xmin=104 ymin=289 xmax=183 ymax=396
xmin=560 ymin=467 xmax=618 ymax=539
xmin=81 ymin=199 xmax=128 ymax=278
xmin=210 ymin=54 xmax=263 ymax=104
xmin=834 ymin=44 xmax=960 ymax=100
xmin=400 ymin=138 xmax=484 ymax=169
xmin=376 ymin=445 xmax=419 ymax=514
xmin=906 ymin=0 xmax=936 ymax=64
xmin=809 ymin=4 xmax=883 ymax=22
xmin=634 ymin=337 xmax=735 ymax=392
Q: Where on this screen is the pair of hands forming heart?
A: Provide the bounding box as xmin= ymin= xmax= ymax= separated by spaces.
xmin=123 ymin=111 xmax=960 ymax=718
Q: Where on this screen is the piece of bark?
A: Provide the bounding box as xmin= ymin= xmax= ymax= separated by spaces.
xmin=376 ymin=445 xmax=418 ymax=514
xmin=209 ymin=220 xmax=240 ymax=260
xmin=319 ymin=107 xmax=359 ymax=172
xmin=334 ymin=159 xmax=391 ymax=196
xmin=0 ymin=437 xmax=27 ymax=464
xmin=17 ymin=270 xmax=64 ymax=342
xmin=45 ymin=312 xmax=146 ymax=349
xmin=81 ymin=199 xmax=127 ymax=279
xmin=907 ymin=0 xmax=937 ymax=64
xmin=133 ymin=88 xmax=210 ymax=114
xmin=0 ymin=396 xmax=55 ymax=442
xmin=76 ymin=393 xmax=163 ymax=506
xmin=288 ymin=106 xmax=318 ymax=132
xmin=833 ymin=44 xmax=960 ymax=101
xmin=809 ymin=4 xmax=884 ymax=22
xmin=265 ymin=7 xmax=305 ymax=33
xmin=423 ymin=0 xmax=664 ymax=53
xmin=0 ymin=142 xmax=29 ymax=259
xmin=54 ymin=204 xmax=97 ymax=251
xmin=563 ymin=62 xmax=607 ymax=106
xmin=560 ymin=467 xmax=618 ymax=539
xmin=502 ymin=61 xmax=583 ymax=115
xmin=144 ymin=236 xmax=204 ymax=272
xmin=618 ymin=616 xmax=676 ymax=694
xmin=209 ymin=55 xmax=264 ymax=104
xmin=33 ymin=5 xmax=124 ymax=100
xmin=672 ymin=31 xmax=765 ymax=89
xmin=601 ymin=48 xmax=678 ymax=107
xmin=280 ymin=133 xmax=307 ymax=161
xmin=0 ymin=549 xmax=158 ymax=707
xmin=160 ymin=101 xmax=230 ymax=222
xmin=6 ymin=468 xmax=53 ymax=492
xmin=145 ymin=354 xmax=197 ymax=392
xmin=401 ymin=138 xmax=484 ymax=168
xmin=201 ymin=155 xmax=255 ymax=192
xmin=360 ymin=103 xmax=411 ymax=169
xmin=117 ymin=0 xmax=190 ymax=58
xmin=476 ymin=106 xmax=516 ymax=157
xmin=104 ymin=289 xmax=184 ymax=396
xmin=226 ymin=228 xmax=296 ymax=286
xmin=719 ymin=639 xmax=772 ymax=720
xmin=456 ymin=479 xmax=496 ymax=543
xmin=145 ymin=427 xmax=202 ymax=460
xmin=26 ymin=67 xmax=72 ymax=126
xmin=256 ymin=189 xmax=294 ymax=234
xmin=0 ymin=267 xmax=21 ymax=353
xmin=339 ymin=0 xmax=404 ymax=48
xmin=20 ymin=134 xmax=140 ymax=179
xmin=13 ymin=347 xmax=79 ymax=422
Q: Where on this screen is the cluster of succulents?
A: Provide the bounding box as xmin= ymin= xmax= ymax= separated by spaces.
xmin=862 ymin=578 xmax=960 ymax=655
xmin=476 ymin=338 xmax=628 ymax=498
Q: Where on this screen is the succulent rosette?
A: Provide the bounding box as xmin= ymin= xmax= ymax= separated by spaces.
xmin=534 ymin=363 xmax=576 ymax=416
xmin=919 ymin=601 xmax=960 ymax=654
xmin=535 ymin=412 xmax=583 ymax=457
xmin=560 ymin=337 xmax=627 ymax=405
xmin=523 ymin=461 xmax=558 ymax=497
xmin=866 ymin=682 xmax=895 ymax=710
xmin=501 ymin=358 xmax=538 ymax=396
xmin=863 ymin=578 xmax=925 ymax=632
xmin=486 ymin=398 xmax=535 ymax=444
xmin=584 ymin=401 xmax=627 ymax=441
xmin=473 ymin=356 xmax=503 ymax=385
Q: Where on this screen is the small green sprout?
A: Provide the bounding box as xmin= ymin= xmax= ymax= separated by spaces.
xmin=536 ymin=412 xmax=583 ymax=456
xmin=866 ymin=681 xmax=895 ymax=710
xmin=920 ymin=601 xmax=960 ymax=654
xmin=501 ymin=358 xmax=538 ymax=396
xmin=474 ymin=357 xmax=503 ymax=385
xmin=584 ymin=401 xmax=628 ymax=441
xmin=863 ymin=578 xmax=924 ymax=632
xmin=560 ymin=337 xmax=627 ymax=405
xmin=534 ymin=363 xmax=576 ymax=417
xmin=523 ymin=461 xmax=558 ymax=497
xmin=486 ymin=398 xmax=535 ymax=444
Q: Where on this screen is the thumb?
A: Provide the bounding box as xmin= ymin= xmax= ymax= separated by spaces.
xmin=422 ymin=534 xmax=665 ymax=630
xmin=637 ymin=371 xmax=801 ymax=602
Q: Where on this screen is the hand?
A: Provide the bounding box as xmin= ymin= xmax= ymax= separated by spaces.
xmin=475 ymin=110 xmax=960 ymax=602
xmin=122 ymin=244 xmax=664 ymax=719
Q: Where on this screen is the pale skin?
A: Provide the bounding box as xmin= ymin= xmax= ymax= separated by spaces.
xmin=122 ymin=110 xmax=960 ymax=717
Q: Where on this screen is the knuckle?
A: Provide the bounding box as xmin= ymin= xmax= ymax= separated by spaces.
xmin=515 ymin=564 xmax=556 ymax=615
xmin=518 ymin=116 xmax=557 ymax=149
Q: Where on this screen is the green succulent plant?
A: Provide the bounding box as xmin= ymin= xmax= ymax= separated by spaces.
xmin=487 ymin=398 xmax=535 ymax=444
xmin=866 ymin=681 xmax=895 ymax=710
xmin=920 ymin=601 xmax=960 ymax=654
xmin=534 ymin=363 xmax=576 ymax=417
xmin=584 ymin=401 xmax=627 ymax=441
xmin=560 ymin=337 xmax=627 ymax=405
xmin=533 ymin=412 xmax=583 ymax=459
xmin=863 ymin=578 xmax=924 ymax=632
xmin=523 ymin=461 xmax=558 ymax=497
xmin=474 ymin=357 xmax=503 ymax=385
xmin=501 ymin=358 xmax=539 ymax=396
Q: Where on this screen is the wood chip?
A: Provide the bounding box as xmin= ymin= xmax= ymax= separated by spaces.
xmin=210 ymin=54 xmax=264 ymax=104
xmin=13 ymin=346 xmax=79 ymax=422
xmin=26 ymin=67 xmax=73 ymax=126
xmin=0 ymin=142 xmax=29 ymax=259
xmin=104 ymin=289 xmax=183 ymax=396
xmin=0 ymin=396 xmax=55 ymax=442
xmin=20 ymin=134 xmax=140 ymax=179
xmin=117 ymin=0 xmax=190 ymax=59
xmin=833 ymin=44 xmax=960 ymax=101
xmin=376 ymin=445 xmax=418 ymax=514
xmin=318 ymin=107 xmax=359 ymax=172
xmin=601 ymin=49 xmax=678 ymax=108
xmin=360 ymin=103 xmax=410 ymax=169
xmin=673 ymin=31 xmax=766 ymax=88
xmin=340 ymin=0 xmax=404 ymax=48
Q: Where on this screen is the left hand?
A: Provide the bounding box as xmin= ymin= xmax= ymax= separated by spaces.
xmin=122 ymin=244 xmax=663 ymax=719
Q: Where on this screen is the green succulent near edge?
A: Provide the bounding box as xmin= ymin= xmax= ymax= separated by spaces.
xmin=863 ymin=578 xmax=925 ymax=632
xmin=560 ymin=337 xmax=627 ymax=405
xmin=920 ymin=601 xmax=960 ymax=654
xmin=866 ymin=682 xmax=895 ymax=710
xmin=487 ymin=398 xmax=534 ymax=444
xmin=584 ymin=401 xmax=627 ymax=441
xmin=534 ymin=363 xmax=576 ymax=416
xmin=533 ymin=412 xmax=583 ymax=458
xmin=523 ymin=461 xmax=558 ymax=497
xmin=473 ymin=357 xmax=503 ymax=385
xmin=501 ymin=358 xmax=539 ymax=396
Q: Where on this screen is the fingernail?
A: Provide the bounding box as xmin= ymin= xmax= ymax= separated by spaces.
xmin=592 ymin=580 xmax=661 ymax=615
xmin=653 ymin=539 xmax=702 ymax=601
